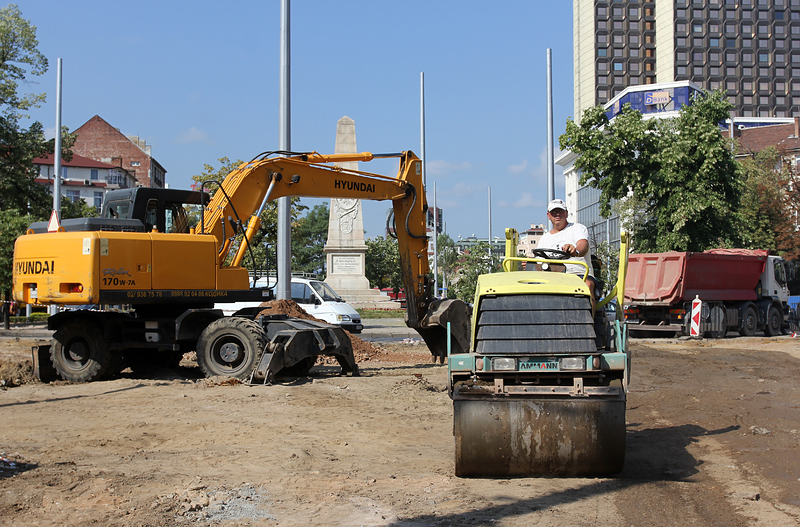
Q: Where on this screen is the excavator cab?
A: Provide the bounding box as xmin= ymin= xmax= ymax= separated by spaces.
xmin=448 ymin=228 xmax=629 ymax=477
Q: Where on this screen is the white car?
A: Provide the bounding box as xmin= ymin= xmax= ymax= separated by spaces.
xmin=215 ymin=277 xmax=363 ymax=333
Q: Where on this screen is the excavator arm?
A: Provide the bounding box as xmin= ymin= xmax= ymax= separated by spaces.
xmin=200 ymin=150 xmax=470 ymax=357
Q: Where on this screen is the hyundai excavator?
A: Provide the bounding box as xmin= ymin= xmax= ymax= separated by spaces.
xmin=13 ymin=149 xmax=629 ymax=477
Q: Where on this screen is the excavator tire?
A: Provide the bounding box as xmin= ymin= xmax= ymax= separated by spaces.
xmin=454 ymin=397 xmax=626 ymax=478
xmin=196 ymin=317 xmax=267 ymax=379
xmin=51 ymin=320 xmax=116 ymax=382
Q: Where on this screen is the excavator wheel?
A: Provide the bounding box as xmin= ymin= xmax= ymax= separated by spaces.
xmin=453 ymin=397 xmax=626 ymax=478
xmin=51 ymin=319 xmax=116 ymax=383
xmin=196 ymin=317 xmax=267 ymax=379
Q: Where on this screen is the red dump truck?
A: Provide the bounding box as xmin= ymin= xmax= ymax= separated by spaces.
xmin=624 ymin=249 xmax=797 ymax=337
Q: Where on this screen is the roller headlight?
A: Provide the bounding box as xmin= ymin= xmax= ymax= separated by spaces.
xmin=491 ymin=358 xmax=516 ymax=371
xmin=560 ymin=357 xmax=585 ymax=370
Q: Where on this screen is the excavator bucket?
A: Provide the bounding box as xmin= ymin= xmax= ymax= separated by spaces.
xmin=413 ymin=298 xmax=472 ymax=363
xmin=454 ymin=397 xmax=626 ymax=477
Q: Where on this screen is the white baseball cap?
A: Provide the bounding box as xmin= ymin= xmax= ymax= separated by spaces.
xmin=547 ymin=199 xmax=567 ymax=212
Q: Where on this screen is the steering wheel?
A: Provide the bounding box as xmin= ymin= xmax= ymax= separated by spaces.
xmin=532 ymin=248 xmax=571 ymax=260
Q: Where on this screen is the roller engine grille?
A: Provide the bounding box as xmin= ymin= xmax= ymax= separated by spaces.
xmin=475 ymin=294 xmax=596 ymax=354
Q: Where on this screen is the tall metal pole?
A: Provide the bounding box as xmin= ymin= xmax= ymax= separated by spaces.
xmin=433 ymin=181 xmax=438 ymax=297
xmin=488 ymin=186 xmax=492 ymax=258
xmin=420 ymin=72 xmax=426 ymax=188
xmin=53 ymin=58 xmax=63 ymax=219
xmin=276 ymin=0 xmax=292 ymax=300
xmin=546 ymin=49 xmax=555 ymax=225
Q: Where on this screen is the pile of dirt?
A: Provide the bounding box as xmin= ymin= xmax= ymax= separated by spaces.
xmin=0 ymin=359 xmax=35 ymax=388
xmin=255 ymin=299 xmax=385 ymax=363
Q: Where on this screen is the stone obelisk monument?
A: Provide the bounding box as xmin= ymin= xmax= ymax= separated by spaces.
xmin=324 ymin=117 xmax=393 ymax=306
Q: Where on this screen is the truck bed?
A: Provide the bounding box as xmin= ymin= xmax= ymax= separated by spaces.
xmin=624 ymin=250 xmax=767 ymax=306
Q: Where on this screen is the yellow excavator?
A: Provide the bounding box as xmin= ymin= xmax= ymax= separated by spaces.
xmin=13 ymin=149 xmax=629 ymax=477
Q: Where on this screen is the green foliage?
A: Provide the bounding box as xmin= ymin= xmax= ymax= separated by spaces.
xmin=356 ymin=308 xmax=405 ymax=319
xmin=0 ymin=115 xmax=50 ymax=216
xmin=560 ymin=89 xmax=742 ymax=252
xmin=593 ymin=241 xmax=620 ymax=297
xmin=434 ymin=233 xmax=458 ymax=298
xmin=0 ymin=209 xmax=34 ymax=294
xmin=0 ymin=5 xmax=47 ymax=116
xmin=365 ymin=236 xmax=402 ymax=291
xmin=292 ymin=203 xmax=328 ymax=275
xmin=192 ymin=157 xmax=307 ymax=271
xmin=60 ymin=195 xmax=99 ymax=219
xmin=451 ymin=242 xmax=498 ymax=304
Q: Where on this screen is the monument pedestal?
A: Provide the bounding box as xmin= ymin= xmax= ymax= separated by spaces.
xmin=324 ymin=116 xmax=400 ymax=309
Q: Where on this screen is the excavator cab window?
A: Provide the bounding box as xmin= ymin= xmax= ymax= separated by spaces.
xmin=165 ymin=203 xmax=191 ymax=233
xmin=104 ymin=200 xmax=130 ymax=220
xmin=145 ymin=199 xmax=158 ymax=232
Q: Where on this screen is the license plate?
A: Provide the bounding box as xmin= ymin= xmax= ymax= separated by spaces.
xmin=518 ymin=360 xmax=559 ymax=371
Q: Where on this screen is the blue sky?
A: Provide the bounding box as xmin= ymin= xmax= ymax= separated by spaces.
xmin=15 ymin=0 xmax=573 ymax=241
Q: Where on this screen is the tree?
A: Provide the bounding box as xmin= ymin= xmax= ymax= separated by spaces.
xmin=435 ymin=233 xmax=458 ymax=298
xmin=292 ymin=203 xmax=328 ymax=275
xmin=191 ymin=157 xmax=307 ymax=272
xmin=737 ymin=147 xmax=789 ymax=253
xmin=60 ymin=195 xmax=99 ymax=220
xmin=0 ymin=5 xmax=47 ymax=115
xmin=365 ymin=236 xmax=402 ymax=291
xmin=560 ymin=89 xmax=742 ymax=252
xmin=450 ymin=242 xmax=498 ymax=304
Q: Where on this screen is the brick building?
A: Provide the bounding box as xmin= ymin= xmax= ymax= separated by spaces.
xmin=72 ymin=115 xmax=167 ymax=188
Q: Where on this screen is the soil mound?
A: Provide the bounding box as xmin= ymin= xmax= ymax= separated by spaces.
xmin=255 ymin=299 xmax=384 ymax=363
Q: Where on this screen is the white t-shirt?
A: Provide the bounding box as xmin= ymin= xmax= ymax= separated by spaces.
xmin=537 ymin=222 xmax=594 ymax=277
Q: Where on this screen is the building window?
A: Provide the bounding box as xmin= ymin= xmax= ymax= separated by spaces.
xmin=776 ymin=12 xmax=785 ymax=21
xmin=630 ymin=48 xmax=639 ymax=57
xmin=677 ymin=8 xmax=687 ymax=17
xmin=678 ymin=23 xmax=687 ymax=33
xmin=630 ymin=6 xmax=639 ymax=17
xmin=614 ymin=48 xmax=624 ymax=56
xmin=726 ymin=51 xmax=737 ymax=62
xmin=776 ymin=52 xmax=785 ymax=63
xmin=630 ymin=62 xmax=640 ymax=72
xmin=614 ymin=20 xmax=624 ymax=30
xmin=599 ymin=62 xmax=608 ymax=72
xmin=678 ymin=65 xmax=688 ymax=75
xmin=90 ymin=169 xmax=98 ymax=181
xmin=777 ymin=39 xmax=786 ymax=48
xmin=727 ymin=66 xmax=737 ymax=75
xmin=614 ymin=76 xmax=624 ymax=85
xmin=66 ymin=190 xmax=81 ymax=203
xmin=710 ymin=66 xmax=720 ymax=74
xmin=727 ymin=80 xmax=737 ymax=90
xmin=743 ymin=51 xmax=754 ymax=62
xmin=598 ymin=48 xmax=608 ymax=57
xmin=726 ymin=23 xmax=736 ymax=34
xmin=710 ymin=10 xmax=720 ymax=19
xmin=760 ymin=96 xmax=770 ymax=104
xmin=759 ymin=81 xmax=770 ymax=91
xmin=614 ymin=62 xmax=623 ymax=71
xmin=726 ymin=38 xmax=736 ymax=47
xmin=710 ymin=52 xmax=721 ymax=62
xmin=678 ymin=51 xmax=688 ymax=61
xmin=758 ymin=52 xmax=769 ymax=62
xmin=694 ymin=66 xmax=704 ymax=75
xmin=598 ymin=20 xmax=607 ymax=30
xmin=131 ymin=161 xmax=140 ymax=167
xmin=630 ymin=34 xmax=640 ymax=45
xmin=597 ymin=6 xmax=607 ymax=16
xmin=744 ymin=95 xmax=754 ymax=104
xmin=758 ymin=24 xmax=769 ymax=35
xmin=710 ymin=38 xmax=720 ymax=47
xmin=613 ymin=7 xmax=624 ymax=16
xmin=693 ymin=23 xmax=703 ymax=33
xmin=710 ymin=80 xmax=721 ymax=89
xmin=777 ymin=81 xmax=786 ymax=92
xmin=693 ymin=51 xmax=704 ymax=61
xmin=614 ymin=34 xmax=624 ymax=43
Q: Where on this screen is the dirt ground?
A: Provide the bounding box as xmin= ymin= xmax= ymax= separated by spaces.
xmin=1 ymin=334 xmax=800 ymax=526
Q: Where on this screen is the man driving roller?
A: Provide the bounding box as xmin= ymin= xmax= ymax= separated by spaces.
xmin=538 ymin=199 xmax=596 ymax=311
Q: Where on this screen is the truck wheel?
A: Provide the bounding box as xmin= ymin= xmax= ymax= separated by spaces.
xmin=51 ymin=320 xmax=114 ymax=382
xmin=196 ymin=317 xmax=267 ymax=379
xmin=764 ymin=305 xmax=782 ymax=337
xmin=739 ymin=305 xmax=757 ymax=337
